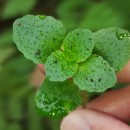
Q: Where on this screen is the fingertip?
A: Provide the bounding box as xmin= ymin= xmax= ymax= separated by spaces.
xmin=61 ymin=109 xmax=130 ymax=130
xmin=61 ymin=111 xmax=90 ymax=130
xmin=87 ymin=86 xmax=130 ymax=122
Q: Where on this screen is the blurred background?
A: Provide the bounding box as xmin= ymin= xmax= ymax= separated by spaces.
xmin=0 ymin=0 xmax=130 ymax=130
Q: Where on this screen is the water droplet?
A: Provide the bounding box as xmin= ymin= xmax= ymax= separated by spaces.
xmin=39 ymin=15 xmax=46 ymax=20
xmin=50 ymin=112 xmax=55 ymax=117
xmin=116 ymin=31 xmax=130 ymax=40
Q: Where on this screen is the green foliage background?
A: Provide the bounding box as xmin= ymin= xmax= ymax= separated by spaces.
xmin=0 ymin=0 xmax=130 ymax=129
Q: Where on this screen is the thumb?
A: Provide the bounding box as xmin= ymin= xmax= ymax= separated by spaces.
xmin=61 ymin=109 xmax=130 ymax=130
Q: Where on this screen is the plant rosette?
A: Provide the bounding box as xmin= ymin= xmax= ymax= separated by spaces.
xmin=13 ymin=15 xmax=130 ymax=118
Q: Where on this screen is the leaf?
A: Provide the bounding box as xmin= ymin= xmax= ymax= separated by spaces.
xmin=73 ymin=54 xmax=117 ymax=92
xmin=62 ymin=29 xmax=94 ymax=63
xmin=45 ymin=51 xmax=78 ymax=81
xmin=1 ymin=0 xmax=37 ymax=19
xmin=13 ymin=15 xmax=66 ymax=64
xmin=93 ymin=27 xmax=130 ymax=72
xmin=35 ymin=79 xmax=82 ymax=118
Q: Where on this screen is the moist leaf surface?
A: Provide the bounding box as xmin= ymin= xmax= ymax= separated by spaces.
xmin=45 ymin=51 xmax=78 ymax=81
xmin=13 ymin=15 xmax=66 ymax=63
xmin=62 ymin=29 xmax=94 ymax=63
xmin=93 ymin=27 xmax=130 ymax=72
xmin=73 ymin=54 xmax=117 ymax=92
xmin=35 ymin=79 xmax=82 ymax=118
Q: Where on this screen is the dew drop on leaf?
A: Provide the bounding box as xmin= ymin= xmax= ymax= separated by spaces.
xmin=116 ymin=31 xmax=130 ymax=40
xmin=35 ymin=79 xmax=82 ymax=118
xmin=93 ymin=27 xmax=130 ymax=72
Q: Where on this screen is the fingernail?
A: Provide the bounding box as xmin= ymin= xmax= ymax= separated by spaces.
xmin=61 ymin=115 xmax=90 ymax=130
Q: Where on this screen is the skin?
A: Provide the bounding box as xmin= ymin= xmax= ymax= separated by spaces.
xmin=38 ymin=61 xmax=130 ymax=130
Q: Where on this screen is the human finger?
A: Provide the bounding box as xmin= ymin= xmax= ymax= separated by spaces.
xmin=87 ymin=85 xmax=130 ymax=122
xmin=61 ymin=109 xmax=130 ymax=130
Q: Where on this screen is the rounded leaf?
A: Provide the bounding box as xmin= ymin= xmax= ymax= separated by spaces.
xmin=73 ymin=54 xmax=117 ymax=92
xmin=13 ymin=15 xmax=66 ymax=63
xmin=62 ymin=29 xmax=94 ymax=63
xmin=35 ymin=79 xmax=82 ymax=118
xmin=45 ymin=51 xmax=78 ymax=81
xmin=93 ymin=27 xmax=130 ymax=72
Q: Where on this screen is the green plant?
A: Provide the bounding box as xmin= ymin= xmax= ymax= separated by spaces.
xmin=13 ymin=15 xmax=130 ymax=118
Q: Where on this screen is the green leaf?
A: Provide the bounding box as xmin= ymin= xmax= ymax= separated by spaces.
xmin=35 ymin=79 xmax=82 ymax=118
xmin=1 ymin=0 xmax=37 ymax=19
xmin=13 ymin=15 xmax=66 ymax=64
xmin=93 ymin=27 xmax=130 ymax=72
xmin=45 ymin=51 xmax=78 ymax=81
xmin=73 ymin=54 xmax=117 ymax=92
xmin=62 ymin=29 xmax=94 ymax=63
